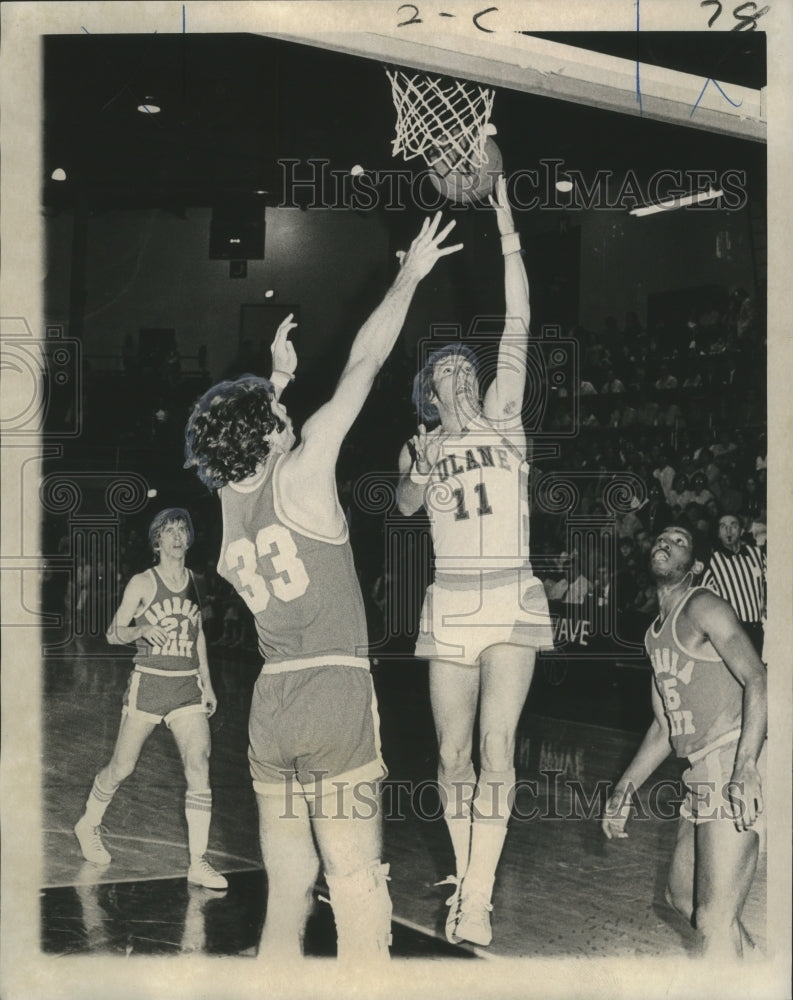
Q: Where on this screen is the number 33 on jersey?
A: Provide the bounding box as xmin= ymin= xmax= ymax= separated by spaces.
xmin=224 ymin=524 xmax=309 ymax=613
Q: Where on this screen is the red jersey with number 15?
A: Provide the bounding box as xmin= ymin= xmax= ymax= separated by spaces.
xmin=217 ymin=455 xmax=369 ymax=669
xmin=644 ymin=587 xmax=742 ymax=760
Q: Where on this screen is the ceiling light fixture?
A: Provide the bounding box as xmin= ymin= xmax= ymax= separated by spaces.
xmin=137 ymin=97 xmax=161 ymax=114
xmin=555 ymin=174 xmax=573 ymax=193
xmin=51 ymin=168 xmax=67 ymax=181
xmin=629 ymin=187 xmax=723 ymax=217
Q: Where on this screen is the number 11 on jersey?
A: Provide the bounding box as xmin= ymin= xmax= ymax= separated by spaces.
xmin=453 ymin=483 xmax=493 ymax=521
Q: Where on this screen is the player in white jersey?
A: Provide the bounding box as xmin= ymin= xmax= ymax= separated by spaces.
xmin=397 ymin=177 xmax=554 ymax=947
xmin=74 ymin=508 xmax=226 ymax=890
xmin=184 ymin=213 xmax=461 ymax=963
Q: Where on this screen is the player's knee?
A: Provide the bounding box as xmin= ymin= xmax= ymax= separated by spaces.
xmin=479 ymin=729 xmax=514 ymax=772
xmin=107 ymin=758 xmax=135 ymax=785
xmin=438 ymin=745 xmax=473 ymax=779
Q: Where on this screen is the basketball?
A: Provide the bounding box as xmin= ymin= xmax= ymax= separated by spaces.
xmin=427 ymin=137 xmax=503 ymax=204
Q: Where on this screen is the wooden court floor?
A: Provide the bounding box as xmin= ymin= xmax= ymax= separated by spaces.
xmin=40 ymin=644 xmax=766 ymax=961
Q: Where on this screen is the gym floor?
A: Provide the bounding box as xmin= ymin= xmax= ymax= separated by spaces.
xmin=40 ymin=642 xmax=766 ymax=962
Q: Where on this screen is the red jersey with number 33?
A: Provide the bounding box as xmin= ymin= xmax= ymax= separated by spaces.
xmin=217 ymin=455 xmax=369 ymax=666
xmin=644 ymin=587 xmax=743 ymax=759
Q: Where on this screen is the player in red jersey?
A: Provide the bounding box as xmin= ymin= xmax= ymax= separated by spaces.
xmin=184 ymin=213 xmax=461 ymax=963
xmin=74 ymin=508 xmax=226 ymax=890
xmin=602 ymin=525 xmax=767 ymax=959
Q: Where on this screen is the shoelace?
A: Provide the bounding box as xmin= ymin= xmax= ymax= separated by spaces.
xmin=434 ymin=876 xmax=462 ymax=907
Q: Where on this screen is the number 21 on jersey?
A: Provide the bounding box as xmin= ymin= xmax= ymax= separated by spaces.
xmin=224 ymin=524 xmax=309 ymax=614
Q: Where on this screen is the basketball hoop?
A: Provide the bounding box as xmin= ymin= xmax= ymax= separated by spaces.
xmin=386 ymin=68 xmax=501 ymax=203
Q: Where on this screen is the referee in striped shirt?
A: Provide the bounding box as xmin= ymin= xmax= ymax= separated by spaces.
xmin=701 ymin=514 xmax=766 ymax=657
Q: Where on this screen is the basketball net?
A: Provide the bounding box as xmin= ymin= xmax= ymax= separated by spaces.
xmin=386 ymin=69 xmax=496 ymax=177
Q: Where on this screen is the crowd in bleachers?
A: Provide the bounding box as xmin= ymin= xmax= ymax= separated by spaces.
xmin=530 ymin=287 xmax=766 ymax=623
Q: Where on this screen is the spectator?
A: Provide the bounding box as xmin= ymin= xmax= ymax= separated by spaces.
xmin=547 ymin=550 xmax=593 ymax=605
xmin=689 ymin=472 xmax=715 ymax=507
xmin=711 ymin=427 xmax=737 ymax=457
xmin=667 ymin=473 xmax=694 ymax=512
xmin=681 ymin=363 xmax=704 ymax=389
xmin=652 ymin=453 xmax=676 ymax=498
xmin=654 ymin=365 xmax=678 ymax=390
xmin=601 ymin=369 xmax=626 ymax=394
xmin=695 ymin=446 xmax=721 ymax=489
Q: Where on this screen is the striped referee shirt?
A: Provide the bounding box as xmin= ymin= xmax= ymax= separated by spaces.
xmin=701 ymin=544 xmax=766 ymax=623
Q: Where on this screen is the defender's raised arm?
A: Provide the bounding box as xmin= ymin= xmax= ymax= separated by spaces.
xmin=297 ymin=213 xmax=462 ymax=468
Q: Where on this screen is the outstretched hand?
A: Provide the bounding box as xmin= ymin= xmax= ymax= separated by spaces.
xmin=396 ymin=213 xmax=463 ymax=281
xmin=488 ymin=175 xmax=515 ymax=236
xmin=271 ymin=312 xmax=298 ymax=377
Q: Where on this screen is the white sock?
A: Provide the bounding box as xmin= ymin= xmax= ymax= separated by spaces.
xmin=438 ymin=762 xmax=476 ymax=878
xmin=465 ymin=768 xmax=515 ymax=898
xmin=82 ymin=775 xmax=116 ymax=826
xmin=185 ymin=789 xmax=212 ymax=859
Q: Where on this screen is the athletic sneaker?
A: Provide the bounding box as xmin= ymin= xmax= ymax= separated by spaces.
xmin=455 ymin=890 xmax=493 ymax=947
xmin=74 ymin=817 xmax=111 ymax=866
xmin=187 ymin=856 xmax=228 ymax=890
xmin=435 ymin=875 xmax=463 ymax=943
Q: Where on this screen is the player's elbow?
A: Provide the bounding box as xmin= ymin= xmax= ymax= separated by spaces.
xmin=396 ymin=481 xmax=422 ymax=517
xmin=745 ymin=665 xmax=767 ymax=701
xmin=396 ymin=495 xmax=419 ymax=517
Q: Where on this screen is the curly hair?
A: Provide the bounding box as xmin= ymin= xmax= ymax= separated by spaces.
xmin=411 ymin=344 xmax=479 ymax=425
xmin=148 ymin=508 xmax=194 ymax=553
xmin=184 ymin=375 xmax=285 ymax=491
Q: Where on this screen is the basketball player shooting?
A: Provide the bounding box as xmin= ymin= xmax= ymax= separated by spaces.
xmin=396 ymin=176 xmax=555 ymax=947
xmin=184 ymin=212 xmax=461 ymax=963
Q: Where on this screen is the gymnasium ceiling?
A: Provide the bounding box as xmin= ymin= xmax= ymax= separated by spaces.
xmin=43 ymin=32 xmax=766 ymax=211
